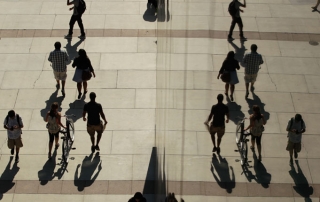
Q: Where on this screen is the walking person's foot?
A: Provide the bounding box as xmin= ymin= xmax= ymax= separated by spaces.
xmin=212 ymin=147 xmax=217 ymax=152
xmin=61 ymin=89 xmax=65 ymax=97
xmin=55 ymin=143 xmax=60 ymax=150
xmin=91 ymin=145 xmax=95 ymax=153
xmin=78 ymin=92 xmax=82 ymax=99
xmin=11 ymin=148 xmax=14 ymax=155
xmin=78 ymin=35 xmax=86 ymax=40
xmin=48 ymin=152 xmax=52 ymax=159
xmin=64 ymin=34 xmax=72 ymax=39
xmin=217 ymin=147 xmax=221 ymax=155
xmin=258 ymin=155 xmax=262 ymax=161
xmin=84 ymin=90 xmax=88 ymax=94
xmin=245 ymin=91 xmax=249 ymax=98
xmin=312 ymin=6 xmax=317 ymax=10
xmin=15 ymin=155 xmax=19 ymax=163
xmin=95 ymin=145 xmax=100 ymax=151
xmin=289 ymin=157 xmax=293 ymax=165
xmin=56 ymin=84 xmax=60 ymax=89
xmin=240 ymin=36 xmax=247 ymax=41
xmin=230 ymin=95 xmax=234 ymax=101
xmin=228 ymin=36 xmax=234 ymax=41
xmin=294 ymin=151 xmax=298 ymax=158
xmin=250 ymin=86 xmax=255 ymax=91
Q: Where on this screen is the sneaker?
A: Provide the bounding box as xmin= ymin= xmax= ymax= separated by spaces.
xmin=48 ymin=152 xmax=52 ymax=159
xmin=228 ymin=36 xmax=234 ymax=41
xmin=240 ymin=36 xmax=247 ymax=41
xmin=15 ymin=155 xmax=19 ymax=163
xmin=289 ymin=158 xmax=293 ymax=165
xmin=91 ymin=146 xmax=95 ymax=153
xmin=230 ymin=95 xmax=234 ymax=102
xmin=64 ymin=34 xmax=72 ymax=39
xmin=245 ymin=91 xmax=249 ymax=98
xmin=78 ymin=35 xmax=86 ymax=39
xmin=95 ymin=145 xmax=100 ymax=151
xmin=61 ymin=89 xmax=65 ymax=97
xmin=294 ymin=151 xmax=298 ymax=158
xmin=11 ymin=148 xmax=14 ymax=155
xmin=217 ymin=147 xmax=221 ymax=155
xmin=212 ymin=147 xmax=217 ymax=152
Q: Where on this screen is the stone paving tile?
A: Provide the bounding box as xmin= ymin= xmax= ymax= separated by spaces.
xmin=108 ymin=180 xmax=132 ymax=194
xmin=204 ymin=182 xmax=227 ymax=196
xmin=15 ymin=180 xmax=39 ymax=194
xmin=37 ymin=180 xmax=62 ymax=194
xmin=260 ymin=32 xmax=278 ymax=40
xmin=0 ymin=180 xmax=16 ymax=194
xmin=17 ymin=29 xmax=35 ymax=37
xmin=86 ymin=29 xmax=104 ymax=37
xmin=247 ymin=183 xmax=271 ymax=197
xmin=84 ymin=180 xmax=108 ymax=194
xmin=121 ymin=29 xmax=138 ymax=37
xmin=181 ymin=181 xmax=201 ymax=195
xmin=61 ymin=180 xmax=85 ymax=194
xmin=34 ymin=29 xmax=52 ymax=37
xmin=276 ymin=33 xmax=293 ymax=41
xmin=0 ymin=29 xmax=18 ymax=38
xmin=225 ymin=182 xmax=248 ymax=197
xmin=292 ymin=33 xmax=310 ymax=41
xmin=269 ymin=183 xmax=294 ymax=197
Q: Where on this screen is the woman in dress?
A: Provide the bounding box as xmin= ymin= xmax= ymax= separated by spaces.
xmin=245 ymin=105 xmax=266 ymax=161
xmin=217 ymin=51 xmax=240 ymax=101
xmin=72 ymin=49 xmax=96 ymax=99
xmin=45 ymin=102 xmax=66 ymax=159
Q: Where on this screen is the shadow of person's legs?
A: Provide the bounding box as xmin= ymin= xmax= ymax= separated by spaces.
xmin=252 ymin=152 xmax=271 ymax=188
xmin=38 ymin=150 xmax=57 ymax=185
xmin=0 ymin=157 xmax=20 ymax=196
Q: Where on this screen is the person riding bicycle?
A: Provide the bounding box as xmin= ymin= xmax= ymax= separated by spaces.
xmin=244 ymin=105 xmax=266 ymax=161
xmin=45 ymin=102 xmax=66 ymax=159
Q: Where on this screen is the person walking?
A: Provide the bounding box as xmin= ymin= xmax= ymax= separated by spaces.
xmin=65 ymin=0 xmax=86 ymax=39
xmin=72 ymin=49 xmax=96 ymax=99
xmin=83 ymin=92 xmax=108 ymax=153
xmin=128 ymin=192 xmax=147 ymax=202
xmin=244 ymin=105 xmax=266 ymax=161
xmin=242 ymin=44 xmax=264 ymax=98
xmin=3 ymin=110 xmax=24 ymax=163
xmin=204 ymin=94 xmax=229 ymax=155
xmin=312 ymin=0 xmax=320 ymax=10
xmin=45 ymin=102 xmax=66 ymax=159
xmin=217 ymin=51 xmax=240 ymax=101
xmin=48 ymin=41 xmax=69 ymax=97
xmin=228 ymin=0 xmax=246 ymax=41
xmin=286 ymin=114 xmax=306 ymax=165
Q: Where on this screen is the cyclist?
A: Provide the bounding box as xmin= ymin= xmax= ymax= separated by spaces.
xmin=45 ymin=102 xmax=66 ymax=159
xmin=244 ymin=105 xmax=266 ymax=161
xmin=204 ymin=94 xmax=229 ymax=155
xmin=83 ymin=92 xmax=108 ymax=153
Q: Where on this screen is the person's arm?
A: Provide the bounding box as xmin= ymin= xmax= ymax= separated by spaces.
xmin=300 ymin=122 xmax=306 ymax=134
xmin=45 ymin=112 xmax=49 ymax=122
xmin=240 ymin=0 xmax=246 ymax=7
xmin=245 ymin=116 xmax=254 ymax=131
xmin=82 ymin=110 xmax=87 ymax=121
xmin=260 ymin=55 xmax=264 ymax=65
xmin=99 ymin=110 xmax=108 ymax=125
xmin=57 ymin=113 xmax=66 ymax=128
xmin=262 ymin=114 xmax=266 ymax=125
xmin=204 ymin=112 xmax=213 ymax=125
xmin=72 ymin=58 xmax=77 ymax=68
xmin=235 ymin=60 xmax=240 ymax=70
xmin=48 ymin=52 xmax=52 ymax=62
xmin=67 ymin=0 xmax=74 ymax=6
xmin=88 ymin=60 xmax=96 ymax=78
xmin=225 ymin=112 xmax=229 ymax=123
xmin=286 ymin=119 xmax=295 ymax=132
xmin=218 ymin=61 xmax=226 ymax=79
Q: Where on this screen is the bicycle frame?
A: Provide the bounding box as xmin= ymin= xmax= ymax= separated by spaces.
xmin=60 ymin=114 xmax=75 ymax=164
xmin=236 ymin=117 xmax=250 ymax=166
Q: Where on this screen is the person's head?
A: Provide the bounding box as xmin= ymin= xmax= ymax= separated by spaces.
xmin=134 ymin=192 xmax=143 ymax=202
xmin=217 ymin=94 xmax=224 ymax=103
xmin=295 ymin=114 xmax=302 ymax=122
xmin=54 ymin=42 xmax=61 ymax=50
xmin=50 ymin=102 xmax=59 ymax=117
xmin=78 ymin=49 xmax=87 ymax=58
xmin=251 ymin=44 xmax=258 ymax=52
xmin=252 ymin=105 xmax=260 ymax=115
xmin=226 ymin=51 xmax=235 ymax=61
xmin=89 ymin=92 xmax=96 ymax=101
xmin=8 ymin=110 xmax=15 ymax=119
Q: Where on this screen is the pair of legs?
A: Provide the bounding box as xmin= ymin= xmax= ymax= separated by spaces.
xmin=251 ymin=134 xmax=262 ymax=160
xmin=225 ymin=83 xmax=235 ymax=97
xmin=87 ymin=124 xmax=103 ymax=153
xmin=68 ymin=14 xmax=85 ymax=36
xmin=54 ymin=71 xmax=67 ymax=96
xmin=244 ymin=74 xmax=257 ymax=97
xmin=312 ymin=0 xmax=320 ymax=9
xmin=228 ymin=16 xmax=244 ymax=38
xmin=286 ymin=141 xmax=301 ymax=164
xmin=48 ymin=132 xmax=59 ymax=158
xmin=209 ymin=126 xmax=225 ymax=154
xmin=77 ymin=81 xmax=88 ymax=99
xmin=8 ymin=138 xmax=23 ymax=162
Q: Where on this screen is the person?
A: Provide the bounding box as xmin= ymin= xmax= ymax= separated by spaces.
xmin=3 ymin=110 xmax=24 ymax=163
xmin=286 ymin=114 xmax=306 ymax=165
xmin=242 ymin=44 xmax=264 ymax=98
xmin=45 ymin=102 xmax=66 ymax=159
xmin=48 ymin=41 xmax=69 ymax=96
xmin=65 ymin=0 xmax=86 ymax=39
xmin=128 ymin=192 xmax=147 ymax=202
xmin=244 ymin=105 xmax=266 ymax=161
xmin=83 ymin=92 xmax=108 ymax=153
xmin=148 ymin=0 xmax=158 ymax=12
xmin=204 ymin=94 xmax=229 ymax=155
xmin=217 ymin=51 xmax=240 ymax=101
xmin=72 ymin=49 xmax=96 ymax=99
xmin=312 ymin=0 xmax=320 ymax=10
xmin=228 ymin=0 xmax=246 ymax=41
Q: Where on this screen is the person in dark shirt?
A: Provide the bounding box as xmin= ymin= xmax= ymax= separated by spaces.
xmin=204 ymin=94 xmax=229 ymax=155
xmin=83 ymin=92 xmax=108 ymax=153
xmin=128 ymin=192 xmax=147 ymax=202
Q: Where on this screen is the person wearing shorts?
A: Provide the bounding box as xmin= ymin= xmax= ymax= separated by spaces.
xmin=243 ymin=44 xmax=263 ymax=98
xmin=4 ymin=110 xmax=24 ymax=163
xmin=48 ymin=41 xmax=69 ymax=96
xmin=204 ymin=94 xmax=229 ymax=155
xmin=83 ymin=92 xmax=108 ymax=153
xmin=286 ymin=114 xmax=306 ymax=165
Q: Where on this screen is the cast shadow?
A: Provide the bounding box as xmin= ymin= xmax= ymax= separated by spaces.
xmin=229 ymin=40 xmax=247 ymax=66
xmin=210 ymin=154 xmax=235 ymax=193
xmin=64 ymin=38 xmax=84 ymax=63
xmin=0 ymin=157 xmax=20 ymax=199
xmin=252 ymin=152 xmax=271 ymax=188
xmin=143 ymin=3 xmax=157 ymax=22
xmin=289 ymin=160 xmax=313 ymax=201
xmin=64 ymin=94 xmax=86 ymax=123
xmin=40 ymin=89 xmax=65 ymax=120
xmin=143 ymin=147 xmax=156 ymax=196
xmin=74 ymin=152 xmax=102 ymax=191
xmin=225 ymin=97 xmax=245 ymax=125
xmin=245 ymin=91 xmax=270 ymax=121
xmin=157 ymin=0 xmax=170 ymax=22
xmin=38 ymin=150 xmax=58 ymax=185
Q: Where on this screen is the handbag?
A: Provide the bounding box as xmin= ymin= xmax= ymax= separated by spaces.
xmin=221 ymin=71 xmax=230 ymax=83
xmin=82 ymin=69 xmax=92 ymax=81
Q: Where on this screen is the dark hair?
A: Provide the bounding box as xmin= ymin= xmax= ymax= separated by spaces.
xmin=251 ymin=44 xmax=258 ymax=52
xmin=225 ymin=51 xmax=235 ymax=61
xmin=217 ymin=94 xmax=224 ymax=102
xmin=295 ymin=114 xmax=302 ymax=122
xmin=54 ymin=42 xmax=61 ymax=50
xmin=252 ymin=105 xmax=262 ymax=120
xmin=8 ymin=110 xmax=15 ymax=118
xmin=49 ymin=102 xmax=59 ymax=118
xmin=90 ymin=92 xmax=96 ymax=100
xmin=78 ymin=49 xmax=88 ymax=59
xmin=134 ymin=192 xmax=143 ymax=199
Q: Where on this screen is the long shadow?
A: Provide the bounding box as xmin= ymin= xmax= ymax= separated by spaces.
xmin=252 ymin=152 xmax=271 ymax=188
xmin=40 ymin=89 xmax=65 ymax=120
xmin=74 ymin=152 xmax=102 ymax=192
xmin=143 ymin=147 xmax=157 ymax=196
xmin=245 ymin=91 xmax=270 ymax=121
xmin=143 ymin=3 xmax=157 ymax=22
xmin=38 ymin=150 xmax=58 ymax=185
xmin=226 ymin=96 xmax=245 ymax=125
xmin=229 ymin=40 xmax=247 ymax=66
xmin=289 ymin=160 xmax=313 ymax=202
xmin=64 ymin=94 xmax=86 ymax=123
xmin=210 ymin=154 xmax=235 ymax=193
xmin=64 ymin=39 xmax=84 ymax=63
xmin=0 ymin=157 xmax=20 ymax=200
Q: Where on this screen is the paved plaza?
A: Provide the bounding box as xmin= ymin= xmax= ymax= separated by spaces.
xmin=0 ymin=0 xmax=320 ymax=201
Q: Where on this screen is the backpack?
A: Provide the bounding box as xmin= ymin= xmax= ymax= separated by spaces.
xmin=228 ymin=1 xmax=237 ymax=16
xmin=6 ymin=114 xmax=22 ymax=134
xmin=77 ymin=0 xmax=86 ymax=15
xmin=289 ymin=117 xmax=305 ymax=130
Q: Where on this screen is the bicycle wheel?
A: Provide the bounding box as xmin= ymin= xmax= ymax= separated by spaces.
xmin=236 ymin=121 xmax=243 ymax=144
xmin=67 ymin=119 xmax=75 ymax=142
xmin=62 ymin=138 xmax=69 ymax=163
xmin=240 ymin=140 xmax=248 ymax=166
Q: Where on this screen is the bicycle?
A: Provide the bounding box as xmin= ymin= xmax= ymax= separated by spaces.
xmin=236 ymin=117 xmax=251 ymax=166
xmin=60 ymin=114 xmax=75 ymax=164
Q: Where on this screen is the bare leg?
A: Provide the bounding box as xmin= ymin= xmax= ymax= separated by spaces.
xmin=210 ymin=134 xmax=216 ymax=148
xmin=16 ymin=147 xmax=20 ymax=155
xmin=55 ymin=136 xmax=59 ymax=147
xmin=245 ymin=83 xmax=249 ymax=92
xmin=96 ymin=133 xmax=102 ymax=146
xmin=217 ymin=137 xmax=222 ymax=148
xmin=83 ymin=81 xmax=88 ymax=92
xmin=251 ymin=139 xmax=255 ymax=148
xmin=312 ymin=0 xmax=320 ymax=9
xmin=230 ymin=84 xmax=235 ymax=96
xmin=62 ymin=80 xmax=66 ymax=90
xmin=56 ymin=80 xmax=60 ymax=85
xmin=90 ymin=135 xmax=95 ymax=146
xmin=77 ymin=82 xmax=82 ymax=94
xmin=225 ymin=83 xmax=229 ymax=95
xmin=257 ymin=145 xmax=262 ymax=157
xmin=49 ymin=142 xmax=53 ymax=154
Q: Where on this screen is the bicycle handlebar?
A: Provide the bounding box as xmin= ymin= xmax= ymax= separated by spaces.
xmin=64 ymin=114 xmax=75 ymax=118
